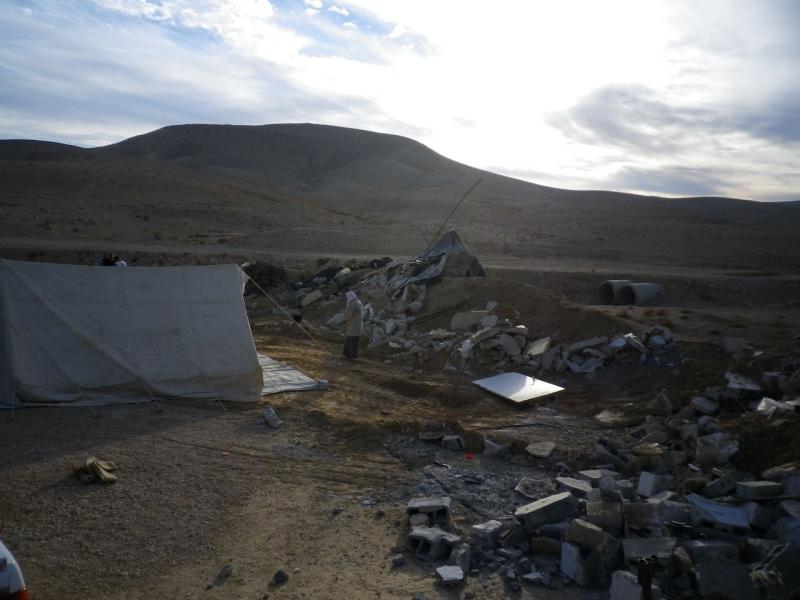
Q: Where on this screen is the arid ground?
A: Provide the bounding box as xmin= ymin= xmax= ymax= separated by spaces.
xmin=1 ymin=124 xmax=799 ymax=599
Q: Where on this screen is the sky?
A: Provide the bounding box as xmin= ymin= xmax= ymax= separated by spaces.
xmin=1 ymin=0 xmax=798 ymax=201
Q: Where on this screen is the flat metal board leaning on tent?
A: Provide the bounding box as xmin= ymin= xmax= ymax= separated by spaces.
xmin=472 ymin=372 xmax=564 ymax=404
xmin=0 ymin=260 xmax=265 ymax=406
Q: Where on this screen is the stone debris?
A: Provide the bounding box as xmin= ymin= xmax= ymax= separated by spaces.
xmin=435 ymin=565 xmax=464 ymax=586
xmin=309 ymin=249 xmax=680 ymax=377
xmin=525 ymin=441 xmax=556 ymax=458
xmin=515 ymin=492 xmax=579 ymax=531
xmin=736 ymin=480 xmax=783 ymax=500
xmin=609 ymin=569 xmax=661 ymax=600
xmin=407 ymin=496 xmax=452 ymax=529
xmin=388 ymin=342 xmax=800 ymax=595
xmin=261 ymin=406 xmax=282 ymax=428
xmin=268 ymin=569 xmax=288 ymax=586
xmin=408 ymin=526 xmax=461 ymax=561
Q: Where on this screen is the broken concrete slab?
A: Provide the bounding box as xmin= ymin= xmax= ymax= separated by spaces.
xmin=407 ymin=496 xmax=452 ymax=529
xmin=556 ymin=476 xmax=593 ymax=498
xmin=695 ymin=432 xmax=741 ymax=467
xmin=409 ymin=526 xmax=461 ymax=561
xmin=742 ymin=501 xmax=773 ymax=530
xmin=470 ymin=520 xmax=504 ymax=549
xmin=586 ymin=499 xmax=624 ymax=535
xmin=482 ymin=437 xmax=511 ymax=457
xmin=524 ymin=337 xmax=551 ymax=358
xmin=515 ymin=492 xmax=579 ymax=531
xmin=565 ymin=519 xmax=607 ymax=547
xmin=773 ymin=516 xmax=800 ymax=545
xmin=687 ymin=494 xmax=750 ymax=533
xmin=637 ymin=472 xmax=671 ymax=498
xmin=691 ymin=395 xmax=720 ymax=415
xmin=736 ymin=480 xmax=783 ymax=500
xmin=566 ymin=356 xmax=604 ymax=374
xmin=609 ymin=569 xmax=662 ymax=600
xmin=441 ymin=434 xmax=465 ymax=452
xmin=623 ymin=502 xmax=661 ymax=534
xmin=723 ymin=371 xmax=762 ymax=401
xmin=578 ymin=469 xmax=620 ymax=487
xmin=701 ymin=470 xmax=738 ymax=498
xmin=525 ymin=441 xmax=556 ymax=459
xmin=622 ymin=537 xmax=676 ymax=574
xmin=696 ymin=554 xmax=755 ymax=600
xmin=529 ymin=536 xmax=562 ymax=556
xmin=435 ymin=565 xmax=464 ymax=586
xmin=561 ymin=543 xmax=607 ymax=588
xmin=448 ymin=543 xmax=471 ymax=573
xmin=569 ymin=336 xmax=609 ymax=353
xmin=498 ymin=333 xmax=522 ymax=356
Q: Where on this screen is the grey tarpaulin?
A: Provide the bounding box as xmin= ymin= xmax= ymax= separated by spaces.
xmin=259 ymin=355 xmax=326 ymax=395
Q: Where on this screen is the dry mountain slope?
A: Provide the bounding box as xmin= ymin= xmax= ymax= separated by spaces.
xmin=1 ymin=123 xmax=799 ymax=268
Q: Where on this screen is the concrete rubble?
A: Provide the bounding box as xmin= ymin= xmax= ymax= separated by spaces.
xmin=307 ymin=249 xmax=682 ymax=379
xmin=395 ymin=352 xmax=800 ymax=596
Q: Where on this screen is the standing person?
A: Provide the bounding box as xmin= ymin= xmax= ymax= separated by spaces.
xmin=342 ymin=290 xmax=363 ymax=361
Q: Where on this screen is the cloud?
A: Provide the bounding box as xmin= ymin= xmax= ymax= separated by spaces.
xmin=609 ymin=165 xmax=727 ymax=197
xmin=549 ymin=84 xmax=800 ymax=155
xmin=1 ymin=0 xmax=798 ymax=201
xmin=0 ymin=1 xmax=418 ymax=145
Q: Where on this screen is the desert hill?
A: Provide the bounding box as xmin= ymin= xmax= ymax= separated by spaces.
xmin=1 ymin=123 xmax=799 ymax=272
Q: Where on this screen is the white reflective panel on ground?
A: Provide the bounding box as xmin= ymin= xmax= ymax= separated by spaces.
xmin=472 ymin=372 xmax=564 ymax=404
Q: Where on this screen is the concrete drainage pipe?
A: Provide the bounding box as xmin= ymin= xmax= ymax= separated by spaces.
xmin=598 ymin=280 xmax=632 ymax=305
xmin=618 ymin=283 xmax=663 ymax=306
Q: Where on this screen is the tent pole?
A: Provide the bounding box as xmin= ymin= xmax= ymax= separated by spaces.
xmin=243 ymin=272 xmax=325 ymax=349
xmin=424 ymin=178 xmax=482 ymax=256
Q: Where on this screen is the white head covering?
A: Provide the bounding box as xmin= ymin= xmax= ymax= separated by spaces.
xmin=345 ymin=291 xmax=357 ymax=303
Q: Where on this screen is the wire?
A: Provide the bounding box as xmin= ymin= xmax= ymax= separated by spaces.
xmin=242 ymin=271 xmax=326 ymax=349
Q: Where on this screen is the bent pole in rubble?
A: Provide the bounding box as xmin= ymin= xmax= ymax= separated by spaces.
xmin=424 ymin=178 xmax=482 ymax=256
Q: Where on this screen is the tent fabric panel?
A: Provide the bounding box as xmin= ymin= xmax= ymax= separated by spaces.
xmin=0 ymin=260 xmax=263 ymax=406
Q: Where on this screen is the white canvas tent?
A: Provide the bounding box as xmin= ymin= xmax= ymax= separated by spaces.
xmin=0 ymin=260 xmax=264 ymax=406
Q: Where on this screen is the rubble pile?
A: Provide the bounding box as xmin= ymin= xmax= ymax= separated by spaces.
xmin=320 ymin=273 xmax=679 ymax=375
xmin=445 ymin=319 xmax=679 ymax=375
xmin=398 ymin=365 xmax=800 ymax=598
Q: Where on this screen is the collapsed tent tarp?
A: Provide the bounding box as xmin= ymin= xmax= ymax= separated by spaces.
xmin=421 ymin=230 xmax=485 ymax=277
xmin=259 ymin=354 xmax=326 ymax=395
xmin=0 ymin=260 xmax=263 ymax=406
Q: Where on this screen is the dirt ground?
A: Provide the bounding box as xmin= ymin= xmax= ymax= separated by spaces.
xmin=2 ymin=268 xmax=798 ymax=599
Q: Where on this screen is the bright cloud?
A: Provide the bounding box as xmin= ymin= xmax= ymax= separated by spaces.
xmin=1 ymin=0 xmax=798 ymax=200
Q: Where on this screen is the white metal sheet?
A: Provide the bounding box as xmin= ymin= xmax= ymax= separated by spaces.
xmin=472 ymin=372 xmax=564 ymax=404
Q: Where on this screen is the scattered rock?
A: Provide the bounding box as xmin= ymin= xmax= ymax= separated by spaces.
xmin=269 ymin=569 xmax=288 ymax=586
